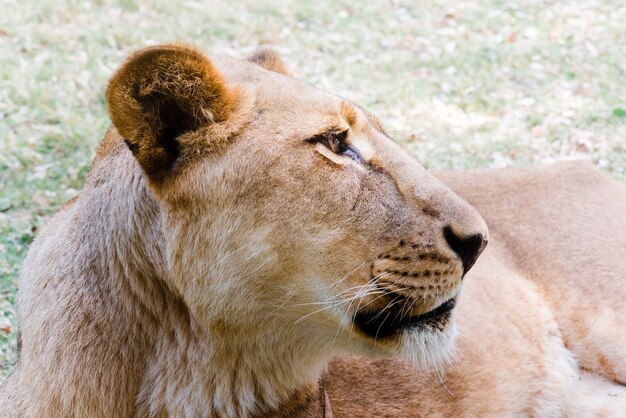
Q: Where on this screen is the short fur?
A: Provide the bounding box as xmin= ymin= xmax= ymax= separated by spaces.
xmin=1 ymin=44 xmax=624 ymax=417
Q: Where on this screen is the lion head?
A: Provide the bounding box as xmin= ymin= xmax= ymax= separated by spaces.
xmin=106 ymin=44 xmax=488 ymax=371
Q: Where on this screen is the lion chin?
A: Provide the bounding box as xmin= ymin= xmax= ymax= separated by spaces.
xmin=345 ymin=295 xmax=459 ymax=369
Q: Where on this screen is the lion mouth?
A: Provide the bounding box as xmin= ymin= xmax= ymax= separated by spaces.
xmin=353 ymin=298 xmax=456 ymax=339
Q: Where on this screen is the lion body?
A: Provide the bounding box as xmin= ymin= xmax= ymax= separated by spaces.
xmin=1 ymin=45 xmax=625 ymax=417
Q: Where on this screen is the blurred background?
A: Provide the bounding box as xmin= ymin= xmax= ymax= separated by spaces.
xmin=0 ymin=0 xmax=625 ymax=378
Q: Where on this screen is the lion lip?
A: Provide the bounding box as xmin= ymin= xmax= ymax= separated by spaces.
xmin=409 ymin=298 xmax=456 ymax=322
xmin=353 ymin=298 xmax=456 ymax=339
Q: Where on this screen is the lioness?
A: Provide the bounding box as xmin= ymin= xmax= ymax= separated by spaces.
xmin=1 ymin=44 xmax=625 ymax=417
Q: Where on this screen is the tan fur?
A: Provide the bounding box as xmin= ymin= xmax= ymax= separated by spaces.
xmin=246 ymin=47 xmax=291 ymax=76
xmin=1 ymin=45 xmax=624 ymax=417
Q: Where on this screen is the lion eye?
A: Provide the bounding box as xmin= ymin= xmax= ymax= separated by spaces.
xmin=309 ymin=129 xmax=361 ymax=162
xmin=327 ymin=136 xmax=342 ymax=153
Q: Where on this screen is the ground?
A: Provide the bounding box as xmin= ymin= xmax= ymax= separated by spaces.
xmin=0 ymin=0 xmax=625 ymax=379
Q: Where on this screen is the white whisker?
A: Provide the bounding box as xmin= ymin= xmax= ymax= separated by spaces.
xmin=321 ymin=256 xmax=379 ymax=292
xmin=294 ymin=290 xmax=387 ymax=324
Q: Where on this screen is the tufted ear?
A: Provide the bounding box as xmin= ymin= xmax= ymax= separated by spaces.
xmin=247 ymin=47 xmax=291 ymax=76
xmin=106 ymin=44 xmax=239 ymax=183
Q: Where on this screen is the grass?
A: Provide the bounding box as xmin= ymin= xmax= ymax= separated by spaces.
xmin=1 ymin=0 xmax=625 ymax=379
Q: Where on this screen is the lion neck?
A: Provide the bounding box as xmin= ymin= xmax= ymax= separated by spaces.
xmin=83 ymin=132 xmax=333 ymax=416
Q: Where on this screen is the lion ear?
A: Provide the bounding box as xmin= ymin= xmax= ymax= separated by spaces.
xmin=247 ymin=47 xmax=291 ymax=76
xmin=106 ymin=44 xmax=238 ymax=182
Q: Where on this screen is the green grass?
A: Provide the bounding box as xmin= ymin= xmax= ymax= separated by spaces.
xmin=1 ymin=0 xmax=625 ymax=378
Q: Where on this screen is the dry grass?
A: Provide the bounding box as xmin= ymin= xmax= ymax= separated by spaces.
xmin=1 ymin=0 xmax=625 ymax=378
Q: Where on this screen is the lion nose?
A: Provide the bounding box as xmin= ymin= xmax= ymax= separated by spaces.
xmin=443 ymin=226 xmax=487 ymax=275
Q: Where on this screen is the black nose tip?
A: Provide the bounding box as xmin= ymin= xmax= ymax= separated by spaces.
xmin=443 ymin=226 xmax=487 ymax=275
